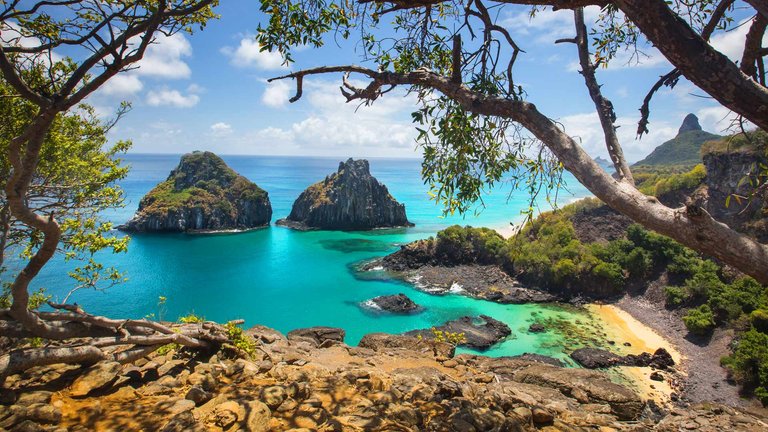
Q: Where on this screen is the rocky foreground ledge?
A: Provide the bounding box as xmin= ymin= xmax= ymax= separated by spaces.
xmin=2 ymin=325 xmax=767 ymax=431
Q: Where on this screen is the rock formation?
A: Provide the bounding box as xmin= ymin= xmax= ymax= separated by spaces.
xmin=119 ymin=151 xmax=272 ymax=232
xmin=634 ymin=113 xmax=721 ymax=166
xmin=3 ymin=325 xmax=768 ymax=430
xmin=365 ymin=293 xmax=422 ymax=314
xmin=277 ymin=158 xmax=412 ymax=230
xmin=406 ymin=315 xmax=512 ymax=350
xmin=571 ymin=347 xmax=675 ymax=370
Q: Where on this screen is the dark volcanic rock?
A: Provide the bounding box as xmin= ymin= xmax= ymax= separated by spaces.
xmin=367 ymin=293 xmax=422 ymax=314
xmin=678 ymin=113 xmax=703 ymax=134
xmin=277 ymin=158 xmax=412 ymax=230
xmin=406 ymin=315 xmax=512 ymax=350
xmin=571 ymin=347 xmax=675 ymax=369
xmin=119 ymin=151 xmax=271 ymax=232
xmin=528 ymin=323 xmax=546 ymax=333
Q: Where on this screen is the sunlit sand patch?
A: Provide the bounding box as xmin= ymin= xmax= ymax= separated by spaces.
xmin=587 ymin=304 xmax=684 ymax=405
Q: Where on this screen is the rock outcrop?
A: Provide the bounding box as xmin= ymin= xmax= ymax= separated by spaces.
xmin=365 ymin=293 xmax=422 ymax=314
xmin=3 ymin=324 xmax=768 ymax=431
xmin=119 ymin=151 xmax=272 ymax=232
xmin=406 ymin=315 xmax=512 ymax=350
xmin=277 ymin=158 xmax=412 ymax=230
xmin=634 ymin=113 xmax=721 ymax=166
xmin=702 ymin=146 xmax=768 ymax=242
xmin=571 ymin=347 xmax=675 ymax=370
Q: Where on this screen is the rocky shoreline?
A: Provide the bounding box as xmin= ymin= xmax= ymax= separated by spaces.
xmin=3 ymin=324 xmax=766 ymax=431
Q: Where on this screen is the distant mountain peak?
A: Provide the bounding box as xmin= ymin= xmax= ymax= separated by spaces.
xmin=678 ymin=113 xmax=702 ymax=135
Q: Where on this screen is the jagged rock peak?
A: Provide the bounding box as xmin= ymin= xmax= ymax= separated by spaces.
xmin=119 ymin=151 xmax=272 ymax=233
xmin=678 ymin=113 xmax=703 ymax=135
xmin=278 ymin=158 xmax=413 ymax=230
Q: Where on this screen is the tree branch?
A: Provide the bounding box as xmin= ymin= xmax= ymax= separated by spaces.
xmin=573 ymin=7 xmax=633 ymax=183
xmin=271 ymin=65 xmax=768 ymax=284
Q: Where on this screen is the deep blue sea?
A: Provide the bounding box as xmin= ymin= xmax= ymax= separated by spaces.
xmin=11 ymin=154 xmax=607 ymax=361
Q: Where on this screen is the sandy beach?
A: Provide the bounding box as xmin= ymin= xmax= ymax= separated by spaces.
xmin=587 ymin=304 xmax=683 ymax=405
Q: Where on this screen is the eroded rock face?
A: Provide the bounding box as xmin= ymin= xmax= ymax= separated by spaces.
xmin=119 ymin=151 xmax=272 ymax=232
xmin=406 ymin=315 xmax=512 ymax=350
xmin=286 ymin=326 xmax=345 ymax=347
xmin=277 ymin=158 xmax=412 ymax=230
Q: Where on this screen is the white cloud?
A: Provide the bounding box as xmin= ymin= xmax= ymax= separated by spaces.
xmin=210 ymin=122 xmax=233 ymax=136
xmin=558 ymin=111 xmax=679 ymax=163
xmin=221 ymin=37 xmax=287 ymax=70
xmin=502 ymin=6 xmax=600 ymax=45
xmin=101 ymin=74 xmax=144 ymax=96
xmin=245 ymin=79 xmax=418 ymax=154
xmin=262 ymin=80 xmax=291 ymax=108
xmin=146 ymin=88 xmax=200 ymax=108
xmin=136 ymin=33 xmax=192 ymax=79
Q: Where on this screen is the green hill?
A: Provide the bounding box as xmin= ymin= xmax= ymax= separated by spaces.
xmin=634 ymin=114 xmax=721 ymax=166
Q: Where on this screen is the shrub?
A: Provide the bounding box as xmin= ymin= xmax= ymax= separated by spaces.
xmin=625 ymin=248 xmax=653 ymax=279
xmin=683 ymin=305 xmax=716 ymax=335
xmin=721 ymin=329 xmax=768 ymax=405
xmin=665 ymin=286 xmax=690 ymax=307
xmin=751 ymin=309 xmax=768 ymax=333
xmin=591 ymin=262 xmax=624 ymax=291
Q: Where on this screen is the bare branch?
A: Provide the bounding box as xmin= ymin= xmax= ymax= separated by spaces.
xmin=573 ymin=8 xmax=633 ymax=183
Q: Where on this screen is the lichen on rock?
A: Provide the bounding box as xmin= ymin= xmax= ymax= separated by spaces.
xmin=277 ymin=158 xmax=412 ymax=230
xmin=119 ymin=151 xmax=272 ymax=232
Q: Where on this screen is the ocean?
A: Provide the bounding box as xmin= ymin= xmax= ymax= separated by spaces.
xmin=12 ymin=153 xmax=605 ymax=362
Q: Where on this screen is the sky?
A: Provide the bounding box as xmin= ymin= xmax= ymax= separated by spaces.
xmin=82 ymin=1 xmax=764 ymax=162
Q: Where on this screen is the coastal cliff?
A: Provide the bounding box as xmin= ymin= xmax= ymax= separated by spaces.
xmin=277 ymin=158 xmax=412 ymax=230
xmin=119 ymin=151 xmax=272 ymax=232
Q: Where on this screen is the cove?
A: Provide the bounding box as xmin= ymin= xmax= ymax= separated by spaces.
xmin=12 ymin=153 xmax=643 ymax=363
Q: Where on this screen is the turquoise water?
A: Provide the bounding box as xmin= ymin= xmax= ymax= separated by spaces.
xmin=13 ymin=154 xmax=600 ymax=362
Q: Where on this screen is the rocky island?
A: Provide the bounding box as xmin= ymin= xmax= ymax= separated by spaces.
xmin=277 ymin=158 xmax=413 ymax=230
xmin=119 ymin=151 xmax=272 ymax=232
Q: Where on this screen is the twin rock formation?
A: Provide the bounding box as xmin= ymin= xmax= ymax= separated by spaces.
xmin=120 ymin=153 xmax=411 ymax=233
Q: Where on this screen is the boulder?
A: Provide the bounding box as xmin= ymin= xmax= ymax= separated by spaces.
xmin=119 ymin=151 xmax=271 ymax=232
xmin=70 ymin=361 xmax=121 ymax=397
xmin=513 ymin=364 xmax=644 ymax=420
xmin=405 ymin=315 xmax=512 ymax=350
xmin=358 ymin=333 xmax=455 ymax=358
xmin=287 ymin=327 xmax=345 ymax=346
xmin=277 ymin=158 xmax=412 ymax=230
xmin=528 ymin=323 xmax=546 ymax=333
xmin=366 ymin=294 xmax=422 ymax=314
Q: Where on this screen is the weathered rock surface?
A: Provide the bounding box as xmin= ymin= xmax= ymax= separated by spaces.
xmin=358 ymin=333 xmax=456 ymax=358
xmin=366 ymin=293 xmax=422 ymax=314
xmin=286 ymin=326 xmax=345 ymax=346
xmin=119 ymin=151 xmax=272 ymax=232
xmin=3 ymin=324 xmax=767 ymax=431
xmin=571 ymin=347 xmax=675 ymax=370
xmin=277 ymin=158 xmax=412 ymax=230
xmin=406 ymin=315 xmax=512 ymax=350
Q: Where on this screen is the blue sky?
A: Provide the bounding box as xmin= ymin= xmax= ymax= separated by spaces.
xmin=85 ymin=2 xmax=762 ymax=162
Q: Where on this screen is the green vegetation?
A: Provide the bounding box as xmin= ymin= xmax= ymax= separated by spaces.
xmin=701 ymin=130 xmax=768 ymax=156
xmin=225 ymin=321 xmax=258 ymax=358
xmin=138 ymin=151 xmax=268 ymax=219
xmin=427 ymin=174 xmax=768 ymax=403
xmin=636 ymin=164 xmax=706 ymax=196
xmin=0 ymin=69 xmax=130 ymax=306
xmin=721 ymin=330 xmax=768 ymax=405
xmin=634 ymin=130 xmax=721 ymax=166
